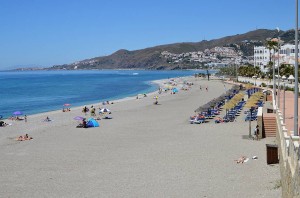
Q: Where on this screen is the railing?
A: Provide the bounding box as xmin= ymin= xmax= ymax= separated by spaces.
xmin=276 ymin=101 xmax=300 ymax=173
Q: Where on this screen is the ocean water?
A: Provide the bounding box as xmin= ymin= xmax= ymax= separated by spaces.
xmin=0 ymin=70 xmax=213 ymax=118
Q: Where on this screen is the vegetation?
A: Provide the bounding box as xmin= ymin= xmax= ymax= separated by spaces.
xmin=216 ymin=65 xmax=237 ymax=77
xmin=278 ymin=64 xmax=294 ymax=77
xmin=238 ymin=65 xmax=261 ymax=77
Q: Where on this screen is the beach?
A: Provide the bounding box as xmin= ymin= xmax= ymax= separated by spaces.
xmin=0 ymin=77 xmax=280 ymax=197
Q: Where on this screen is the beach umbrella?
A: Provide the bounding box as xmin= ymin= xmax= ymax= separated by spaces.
xmin=172 ymin=88 xmax=179 ymax=93
xmin=244 ymin=101 xmax=258 ymax=108
xmin=288 ymin=75 xmax=295 ymax=80
xmin=202 ymin=102 xmax=214 ymax=109
xmin=74 ymin=116 xmax=84 ymax=121
xmin=100 ymin=108 xmax=111 ymax=113
xmin=13 ymin=111 xmax=22 ymax=116
xmin=245 ymin=84 xmax=254 ymax=89
xmin=282 ymin=75 xmax=287 ymax=80
xmin=223 ymin=101 xmax=236 ymax=110
xmin=195 ymin=107 xmax=206 ymax=112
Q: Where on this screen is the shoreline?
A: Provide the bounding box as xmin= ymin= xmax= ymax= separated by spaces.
xmin=2 ymin=76 xmax=181 ymax=121
xmin=1 ymin=70 xmax=203 ymax=119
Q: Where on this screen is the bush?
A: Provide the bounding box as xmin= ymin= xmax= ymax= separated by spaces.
xmin=261 ymin=83 xmax=267 ymax=87
xmin=286 ymin=87 xmax=294 ymax=92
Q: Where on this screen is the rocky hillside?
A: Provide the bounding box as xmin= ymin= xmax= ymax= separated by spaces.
xmin=49 ymin=29 xmax=284 ymax=70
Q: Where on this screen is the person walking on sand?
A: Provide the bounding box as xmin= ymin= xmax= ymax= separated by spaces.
xmin=206 ymin=86 xmax=208 ymax=92
xmin=24 ymin=115 xmax=27 ymax=122
xmin=200 ymin=85 xmax=202 ymax=91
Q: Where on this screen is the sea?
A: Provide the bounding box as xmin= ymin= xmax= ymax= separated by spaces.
xmin=0 ymin=70 xmax=215 ymax=118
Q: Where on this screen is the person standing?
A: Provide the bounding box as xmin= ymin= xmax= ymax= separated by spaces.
xmin=24 ymin=115 xmax=27 ymax=122
xmin=254 ymin=125 xmax=260 ymax=140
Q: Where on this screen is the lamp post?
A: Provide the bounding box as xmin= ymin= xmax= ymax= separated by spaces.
xmin=235 ymin=64 xmax=238 ymax=82
xmin=273 ymin=49 xmax=276 ymax=108
xmin=249 ymin=107 xmax=253 ymax=138
xmin=294 ymin=0 xmax=299 ymax=136
xmin=277 ymin=36 xmax=281 ymax=109
xmin=283 ymin=82 xmax=286 ymax=123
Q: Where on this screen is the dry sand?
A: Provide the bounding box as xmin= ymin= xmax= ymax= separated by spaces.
xmin=0 ymin=77 xmax=281 ymax=198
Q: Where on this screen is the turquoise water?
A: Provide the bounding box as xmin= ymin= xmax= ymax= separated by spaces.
xmin=0 ymin=70 xmax=214 ymax=118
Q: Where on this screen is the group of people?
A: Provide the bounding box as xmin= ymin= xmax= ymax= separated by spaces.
xmin=102 ymin=101 xmax=113 ymax=105
xmin=62 ymin=108 xmax=71 ymax=112
xmin=199 ymin=85 xmax=208 ymax=91
xmin=8 ymin=116 xmax=25 ymax=121
xmin=16 ymin=134 xmax=33 ymax=141
xmin=136 ymin=94 xmax=147 ymax=99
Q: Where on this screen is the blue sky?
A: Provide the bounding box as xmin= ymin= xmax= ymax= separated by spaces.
xmin=0 ymin=0 xmax=295 ymax=69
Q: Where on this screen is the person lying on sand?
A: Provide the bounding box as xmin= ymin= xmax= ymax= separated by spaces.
xmin=215 ymin=117 xmax=224 ymax=122
xmin=16 ymin=134 xmax=33 ymax=141
xmin=16 ymin=116 xmax=24 ymax=121
xmin=44 ymin=116 xmax=51 ymax=122
xmin=235 ymin=156 xmax=247 ymax=164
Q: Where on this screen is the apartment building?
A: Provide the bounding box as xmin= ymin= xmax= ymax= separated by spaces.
xmin=254 ymin=44 xmax=300 ymax=73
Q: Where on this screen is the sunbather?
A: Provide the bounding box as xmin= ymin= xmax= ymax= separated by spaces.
xmin=16 ymin=134 xmax=33 ymax=141
xmin=44 ymin=116 xmax=51 ymax=122
xmin=215 ymin=117 xmax=224 ymax=123
xmin=235 ymin=156 xmax=247 ymax=164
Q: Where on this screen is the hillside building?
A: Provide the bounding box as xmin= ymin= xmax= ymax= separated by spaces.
xmin=254 ymin=44 xmax=300 ymax=73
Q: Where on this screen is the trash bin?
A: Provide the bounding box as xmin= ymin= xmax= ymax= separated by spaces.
xmin=266 ymin=144 xmax=279 ymax=164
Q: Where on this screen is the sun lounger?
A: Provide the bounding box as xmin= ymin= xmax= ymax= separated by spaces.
xmin=193 ymin=118 xmax=205 ymax=124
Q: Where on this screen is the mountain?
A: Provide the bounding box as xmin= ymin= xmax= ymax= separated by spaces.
xmin=49 ymin=29 xmax=284 ymax=70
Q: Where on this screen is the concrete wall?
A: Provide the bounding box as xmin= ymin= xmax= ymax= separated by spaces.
xmin=276 ymin=110 xmax=300 ymax=198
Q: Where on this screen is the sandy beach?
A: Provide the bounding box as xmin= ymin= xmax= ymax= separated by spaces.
xmin=0 ymin=77 xmax=280 ymax=197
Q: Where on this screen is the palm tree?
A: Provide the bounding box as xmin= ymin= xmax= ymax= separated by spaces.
xmin=265 ymin=39 xmax=279 ymax=79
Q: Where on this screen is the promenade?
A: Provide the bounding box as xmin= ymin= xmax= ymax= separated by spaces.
xmin=238 ymin=76 xmax=300 ymax=135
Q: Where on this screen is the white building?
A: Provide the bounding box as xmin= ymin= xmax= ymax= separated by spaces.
xmin=254 ymin=44 xmax=300 ymax=73
xmin=254 ymin=46 xmax=271 ymax=73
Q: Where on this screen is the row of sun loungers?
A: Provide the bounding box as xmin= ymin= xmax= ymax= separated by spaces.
xmin=243 ymin=100 xmax=263 ymax=121
xmin=190 ymin=86 xmax=266 ymax=125
xmin=190 ymin=102 xmax=223 ymax=124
